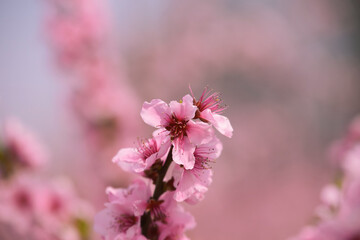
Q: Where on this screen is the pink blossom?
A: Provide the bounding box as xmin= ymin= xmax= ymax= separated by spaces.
xmin=157 ymin=192 xmax=196 ymax=240
xmin=112 ymin=135 xmax=170 ymax=173
xmin=190 ymin=87 xmax=233 ymax=138
xmin=320 ymin=184 xmax=341 ymax=209
xmin=3 ymin=118 xmax=48 ymax=170
xmin=46 ymin=0 xmax=109 ymax=70
xmin=172 ymin=136 xmax=223 ymax=203
xmin=94 ymin=180 xmax=150 ymax=240
xmin=342 ymin=144 xmax=360 ymax=178
xmin=141 ymin=94 xmax=214 ymax=169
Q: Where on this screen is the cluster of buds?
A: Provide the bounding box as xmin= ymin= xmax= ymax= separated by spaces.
xmin=94 ymin=88 xmax=233 ymax=240
xmin=290 ymin=116 xmax=360 ymax=240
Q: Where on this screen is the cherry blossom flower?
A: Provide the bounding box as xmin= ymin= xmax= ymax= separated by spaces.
xmin=2 ymin=118 xmax=48 ymax=171
xmin=112 ymin=135 xmax=170 ymax=173
xmin=172 ymin=136 xmax=223 ymax=203
xmin=94 ymin=180 xmax=150 ymax=240
xmin=190 ymin=87 xmax=233 ymax=138
xmin=157 ymin=193 xmax=196 ymax=240
xmin=141 ymin=94 xmax=214 ymax=169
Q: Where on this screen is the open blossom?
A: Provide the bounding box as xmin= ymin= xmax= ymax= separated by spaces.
xmin=112 ymin=135 xmax=170 ymax=173
xmin=94 ymin=180 xmax=150 ymax=240
xmin=172 ymin=136 xmax=223 ymax=203
xmin=3 ymin=118 xmax=48 ymax=170
xmin=141 ymin=94 xmax=214 ymax=169
xmin=190 ymin=87 xmax=233 ymax=138
xmin=157 ymin=192 xmax=196 ymax=240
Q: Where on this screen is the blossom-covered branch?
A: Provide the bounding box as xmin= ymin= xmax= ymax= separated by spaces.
xmin=94 ymin=87 xmax=233 ymax=239
xmin=289 ymin=117 xmax=360 ymax=240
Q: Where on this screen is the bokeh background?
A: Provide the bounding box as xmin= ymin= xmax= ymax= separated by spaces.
xmin=1 ymin=0 xmax=360 ymax=239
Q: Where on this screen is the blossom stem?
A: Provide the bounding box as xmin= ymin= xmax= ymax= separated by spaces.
xmin=141 ymin=145 xmax=173 ymax=238
xmin=153 ymin=145 xmax=173 ymax=200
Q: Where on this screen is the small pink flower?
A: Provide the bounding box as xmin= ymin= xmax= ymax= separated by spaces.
xmin=172 ymin=136 xmax=223 ymax=203
xmin=157 ymin=193 xmax=196 ymax=240
xmin=112 ymin=135 xmax=170 ymax=173
xmin=3 ymin=118 xmax=48 ymax=169
xmin=94 ymin=180 xmax=150 ymax=240
xmin=141 ymin=94 xmax=214 ymax=170
xmin=190 ymin=87 xmax=233 ymax=138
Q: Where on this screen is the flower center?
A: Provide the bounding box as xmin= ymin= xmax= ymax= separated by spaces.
xmin=137 ymin=138 xmax=158 ymax=159
xmin=165 ymin=115 xmax=188 ymax=140
xmin=14 ymin=190 xmax=32 ymax=210
xmin=115 ymin=214 xmax=138 ymax=233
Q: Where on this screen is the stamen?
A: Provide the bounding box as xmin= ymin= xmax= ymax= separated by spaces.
xmin=165 ymin=115 xmax=188 ymax=140
xmin=136 ymin=138 xmax=158 ymax=160
xmin=193 ymin=146 xmax=217 ymax=170
xmin=190 ymin=86 xmax=227 ymax=114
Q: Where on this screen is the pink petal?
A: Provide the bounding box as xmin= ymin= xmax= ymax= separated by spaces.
xmin=93 ymin=208 xmax=112 ymax=236
xmin=141 ymin=99 xmax=171 ymax=128
xmin=173 ymin=166 xmax=210 ymax=202
xmin=186 ymin=120 xmax=214 ymax=145
xmin=201 ymin=109 xmax=233 ymax=138
xmin=156 ymin=137 xmax=171 ymax=160
xmin=169 ymin=94 xmax=197 ymax=121
xmin=185 ymin=192 xmax=205 ymax=205
xmin=172 ymin=138 xmax=196 ymax=170
xmin=112 ymin=148 xmax=146 ymax=173
xmin=196 ymin=136 xmax=223 ymax=160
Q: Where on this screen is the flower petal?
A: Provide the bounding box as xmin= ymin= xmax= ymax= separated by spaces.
xmin=112 ymin=148 xmax=146 ymax=173
xmin=141 ymin=99 xmax=171 ymax=128
xmin=173 ymin=165 xmax=212 ymax=202
xmin=201 ymin=109 xmax=233 ymax=138
xmin=186 ymin=120 xmax=214 ymax=145
xmin=172 ymin=138 xmax=196 ymax=170
xmin=169 ymin=95 xmax=197 ymax=121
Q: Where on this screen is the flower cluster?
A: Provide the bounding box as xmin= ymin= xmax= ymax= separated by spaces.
xmin=46 ymin=0 xmax=140 ymax=150
xmin=0 ymin=118 xmax=93 ymax=240
xmin=94 ymin=88 xmax=233 ymax=239
xmin=290 ymin=116 xmax=360 ymax=240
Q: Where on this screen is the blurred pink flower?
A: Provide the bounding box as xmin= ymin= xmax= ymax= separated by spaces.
xmin=3 ymin=118 xmax=48 ymax=170
xmin=0 ymin=176 xmax=90 ymax=240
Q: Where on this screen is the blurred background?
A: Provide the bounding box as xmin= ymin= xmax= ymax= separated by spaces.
xmin=1 ymin=0 xmax=360 ymax=239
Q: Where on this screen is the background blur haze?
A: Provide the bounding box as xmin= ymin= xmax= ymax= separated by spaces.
xmin=1 ymin=0 xmax=360 ymax=239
